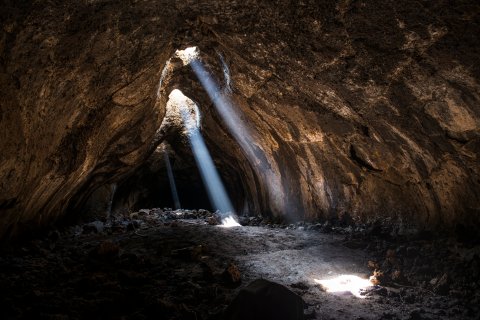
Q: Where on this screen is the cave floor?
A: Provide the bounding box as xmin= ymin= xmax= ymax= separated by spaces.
xmin=0 ymin=210 xmax=478 ymax=320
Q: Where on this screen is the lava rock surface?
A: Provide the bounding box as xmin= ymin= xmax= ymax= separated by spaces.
xmin=0 ymin=209 xmax=478 ymax=319
xmin=1 ymin=0 xmax=479 ymax=238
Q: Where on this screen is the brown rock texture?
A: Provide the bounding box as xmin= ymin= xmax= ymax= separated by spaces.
xmin=1 ymin=0 xmax=479 ymax=237
xmin=0 ymin=0 xmax=177 ymax=237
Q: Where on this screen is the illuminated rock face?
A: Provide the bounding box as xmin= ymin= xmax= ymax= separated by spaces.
xmin=0 ymin=1 xmax=176 ymax=237
xmin=1 ymin=0 xmax=479 ymax=237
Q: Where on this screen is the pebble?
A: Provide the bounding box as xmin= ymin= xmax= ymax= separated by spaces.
xmin=82 ymin=220 xmax=104 ymax=234
xmin=223 ymin=262 xmax=241 ymax=285
xmin=92 ymin=240 xmax=120 ymax=258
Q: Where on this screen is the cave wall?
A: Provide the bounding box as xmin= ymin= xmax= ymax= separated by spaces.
xmin=0 ymin=0 xmax=177 ymax=237
xmin=1 ymin=0 xmax=479 ymax=238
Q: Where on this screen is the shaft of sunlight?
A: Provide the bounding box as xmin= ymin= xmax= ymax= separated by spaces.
xmin=188 ymin=57 xmax=284 ymax=213
xmin=164 ymin=152 xmax=181 ymax=210
xmin=187 ymin=128 xmax=234 ymax=214
xmin=168 ymin=89 xmax=241 ymax=227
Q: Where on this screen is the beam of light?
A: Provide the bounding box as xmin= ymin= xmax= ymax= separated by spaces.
xmin=177 ymin=48 xmax=284 ymax=215
xmin=168 ymin=89 xmax=241 ymax=227
xmin=163 ymin=152 xmax=181 ymax=210
xmin=106 ymin=183 xmax=117 ymax=218
xmin=189 ymin=59 xmax=251 ymax=151
xmin=314 ymin=275 xmax=374 ymax=298
xmin=188 ymin=129 xmax=233 ymax=214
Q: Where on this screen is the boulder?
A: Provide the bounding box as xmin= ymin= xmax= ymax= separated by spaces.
xmin=224 ymin=279 xmax=305 ymax=320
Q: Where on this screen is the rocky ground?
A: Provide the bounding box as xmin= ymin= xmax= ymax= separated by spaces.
xmin=0 ymin=209 xmax=479 ymax=320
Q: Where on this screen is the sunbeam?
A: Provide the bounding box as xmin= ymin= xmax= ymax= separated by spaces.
xmin=167 ymin=89 xmax=241 ymax=227
xmin=163 ymin=152 xmax=181 ymax=210
xmin=174 ymin=47 xmax=285 ymax=216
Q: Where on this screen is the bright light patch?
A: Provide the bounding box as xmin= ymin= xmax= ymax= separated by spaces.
xmin=168 ymin=89 xmax=200 ymax=134
xmin=175 ymin=46 xmax=200 ymax=66
xmin=314 ymin=275 xmax=373 ymax=298
xmin=221 ymin=216 xmax=241 ymax=228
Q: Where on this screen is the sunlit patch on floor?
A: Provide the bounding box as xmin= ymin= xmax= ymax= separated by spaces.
xmin=221 ymin=216 xmax=241 ymax=228
xmin=314 ymin=275 xmax=374 ymax=298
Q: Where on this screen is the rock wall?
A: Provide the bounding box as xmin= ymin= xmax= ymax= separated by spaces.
xmin=0 ymin=0 xmax=177 ymax=237
xmin=1 ymin=0 xmax=479 ymax=238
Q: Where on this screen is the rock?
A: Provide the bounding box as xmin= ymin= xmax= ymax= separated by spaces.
xmin=222 ymin=262 xmax=242 ymax=285
xmin=197 ymin=209 xmax=210 ymax=217
xmin=238 ymin=216 xmax=250 ymax=226
xmin=391 ymin=270 xmax=403 ymax=282
xmin=386 ymin=249 xmax=399 ymax=266
xmin=184 ymin=212 xmax=195 ymax=219
xmin=323 ymin=222 xmax=332 ymax=233
xmin=432 ymin=273 xmax=450 ymax=295
xmin=290 ymin=282 xmax=310 ymax=291
xmin=349 ymin=143 xmax=385 ymax=172
xmin=207 ymin=216 xmax=221 ymax=225
xmin=190 ymin=244 xmax=207 ymax=261
xmin=373 ymin=287 xmax=388 ymax=296
xmin=119 ymin=252 xmax=140 ymax=265
xmin=82 ymin=221 xmax=104 ymax=234
xmin=409 ymin=309 xmax=425 ymax=320
xmin=386 ymin=287 xmax=400 ymax=298
xmin=224 ymin=279 xmax=305 ymax=320
xmin=47 ymin=230 xmax=61 ymax=241
xmin=172 ymin=210 xmax=184 ymax=219
xmin=138 ymin=209 xmax=150 ymax=216
xmin=130 ymin=212 xmax=139 ymax=219
xmin=370 ymin=270 xmax=385 ymax=285
xmin=171 ymin=245 xmax=206 ymax=261
xmin=168 ymin=221 xmax=179 ymax=228
xmin=368 ymin=260 xmax=379 ymax=270
xmin=92 ymin=240 xmax=120 ymax=259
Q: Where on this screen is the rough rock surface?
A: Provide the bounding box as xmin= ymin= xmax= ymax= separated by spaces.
xmin=1 ymin=0 xmax=480 ymax=237
xmin=224 ymin=279 xmax=305 ymax=320
xmin=0 ymin=210 xmax=478 ymax=319
xmin=0 ymin=0 xmax=176 ymax=237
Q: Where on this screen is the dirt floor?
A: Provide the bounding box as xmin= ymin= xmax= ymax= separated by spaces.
xmin=0 ymin=209 xmax=479 ymax=320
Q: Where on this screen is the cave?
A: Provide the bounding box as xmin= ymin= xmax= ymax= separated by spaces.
xmin=1 ymin=0 xmax=479 ymax=319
